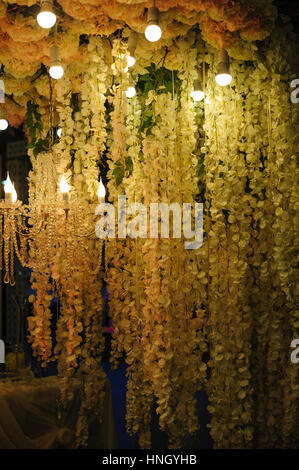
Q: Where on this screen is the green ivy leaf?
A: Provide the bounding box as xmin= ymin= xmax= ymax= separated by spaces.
xmin=125 ymin=156 xmax=133 ymax=175
xmin=113 ymin=165 xmax=125 ymax=186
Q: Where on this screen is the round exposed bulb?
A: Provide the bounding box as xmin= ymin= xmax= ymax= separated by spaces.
xmin=126 ymin=86 xmax=136 ymax=98
xmin=145 ymin=7 xmax=162 ymax=42
xmin=0 ymin=118 xmax=8 ymax=130
xmin=191 ymin=90 xmax=204 ymax=102
xmin=49 ymin=64 xmax=64 ymax=80
xmin=191 ymin=81 xmax=204 ymax=102
xmin=145 ymin=24 xmax=162 ymax=42
xmin=57 ymin=128 xmax=62 ymax=137
xmin=127 ymin=55 xmax=136 ymax=68
xmin=37 ymin=1 xmax=56 ymax=29
xmin=216 ymin=50 xmax=232 ymax=86
xmin=215 ymin=73 xmax=232 ymax=86
xmin=37 ymin=11 xmax=56 ymax=28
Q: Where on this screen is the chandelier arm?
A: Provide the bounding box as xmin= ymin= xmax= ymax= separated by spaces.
xmin=14 ymin=218 xmax=46 ymax=238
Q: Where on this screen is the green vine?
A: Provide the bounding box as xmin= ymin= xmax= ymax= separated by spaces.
xmin=111 ymin=63 xmax=182 ymax=187
xmin=113 ymin=157 xmax=133 ymax=186
xmin=137 ymin=63 xmax=182 ymax=137
xmin=25 ymin=101 xmax=50 ymax=157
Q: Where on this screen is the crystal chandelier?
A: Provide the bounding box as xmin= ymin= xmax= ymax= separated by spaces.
xmin=0 ymin=171 xmax=106 ymax=286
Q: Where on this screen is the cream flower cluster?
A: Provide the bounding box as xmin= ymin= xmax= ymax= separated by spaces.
xmin=73 ymin=37 xmax=108 ymax=199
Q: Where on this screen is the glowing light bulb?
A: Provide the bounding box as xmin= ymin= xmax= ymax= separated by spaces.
xmin=4 ymin=173 xmax=14 ymax=203
xmin=191 ymin=90 xmax=204 ymax=101
xmin=126 ymin=86 xmax=136 ymax=98
xmin=191 ymin=81 xmax=204 ymax=102
xmin=215 ymin=50 xmax=232 ymax=86
xmin=37 ymin=10 xmax=56 ymax=29
xmin=145 ymin=24 xmax=162 ymax=42
xmin=57 ymin=128 xmax=62 ymax=137
xmin=50 ymin=44 xmax=64 ymax=80
xmin=215 ymin=73 xmax=232 ymax=86
xmin=120 ymin=52 xmax=135 ymax=70
xmin=145 ymin=7 xmax=162 ymax=42
xmin=0 ymin=108 xmax=8 ymax=130
xmin=0 ymin=118 xmax=8 ymax=131
xmin=49 ymin=64 xmax=64 ymax=80
xmin=127 ymin=55 xmax=136 ymax=68
xmin=97 ymin=179 xmax=106 ymax=201
xmin=37 ymin=1 xmax=56 ymax=29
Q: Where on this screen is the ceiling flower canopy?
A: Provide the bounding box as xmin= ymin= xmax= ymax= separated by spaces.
xmin=0 ymin=0 xmax=277 ymax=126
xmin=0 ymin=1 xmax=277 ymax=64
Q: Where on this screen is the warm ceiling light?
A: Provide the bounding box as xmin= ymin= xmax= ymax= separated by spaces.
xmin=49 ymin=65 xmax=64 ymax=80
xmin=0 ymin=108 xmax=8 ymax=131
xmin=0 ymin=119 xmax=8 ymax=131
xmin=215 ymin=49 xmax=232 ymax=86
xmin=216 ymin=73 xmax=232 ymax=87
xmin=128 ymin=31 xmax=138 ymax=68
xmin=37 ymin=0 xmax=56 ymax=29
xmin=57 ymin=127 xmax=62 ymax=137
xmin=49 ymin=44 xmax=64 ymax=79
xmin=125 ymin=86 xmax=136 ymax=98
xmin=145 ymin=6 xmax=162 ymax=42
xmin=191 ymin=80 xmax=204 ymax=102
xmin=127 ymin=55 xmax=136 ymax=68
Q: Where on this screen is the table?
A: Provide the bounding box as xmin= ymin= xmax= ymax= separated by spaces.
xmin=0 ymin=376 xmax=117 ymax=449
